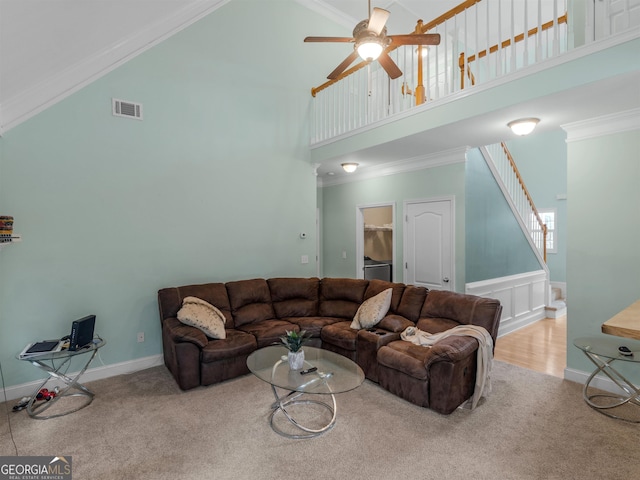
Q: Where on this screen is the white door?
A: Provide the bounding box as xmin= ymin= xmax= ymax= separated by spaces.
xmin=404 ymin=198 xmax=454 ymax=291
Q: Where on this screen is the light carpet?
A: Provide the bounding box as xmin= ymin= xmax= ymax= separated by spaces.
xmin=1 ymin=361 xmax=638 ymax=480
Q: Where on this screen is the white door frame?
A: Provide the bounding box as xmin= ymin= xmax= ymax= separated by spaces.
xmin=403 ymin=196 xmax=455 ymax=290
xmin=356 ymin=202 xmax=396 ymax=280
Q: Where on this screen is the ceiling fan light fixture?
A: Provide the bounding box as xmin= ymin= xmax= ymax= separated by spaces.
xmin=508 ymin=118 xmax=540 ymax=136
xmin=416 ymin=46 xmax=429 ymax=58
xmin=341 ymin=162 xmax=359 ymax=173
xmin=356 ymin=38 xmax=384 ymax=61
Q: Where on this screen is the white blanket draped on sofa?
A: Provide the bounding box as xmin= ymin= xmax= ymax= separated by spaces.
xmin=400 ymin=324 xmax=493 ymax=410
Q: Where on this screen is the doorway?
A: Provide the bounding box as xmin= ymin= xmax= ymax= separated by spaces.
xmin=356 ymin=203 xmax=395 ymax=281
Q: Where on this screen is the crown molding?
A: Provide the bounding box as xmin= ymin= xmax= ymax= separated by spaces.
xmin=0 ymin=0 xmax=230 ymax=135
xmin=562 ymin=107 xmax=640 ymax=142
xmin=318 ymin=146 xmax=468 ymax=187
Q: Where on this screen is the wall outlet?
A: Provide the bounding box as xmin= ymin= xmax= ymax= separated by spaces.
xmin=137 ymin=332 xmax=144 ymax=343
xmin=301 ymin=255 xmax=309 ymax=264
xmin=342 ymin=251 xmax=347 ymax=259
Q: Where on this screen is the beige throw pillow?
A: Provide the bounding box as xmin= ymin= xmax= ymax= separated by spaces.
xmin=177 ymin=296 xmax=226 ymax=339
xmin=351 ymin=288 xmax=393 ymax=330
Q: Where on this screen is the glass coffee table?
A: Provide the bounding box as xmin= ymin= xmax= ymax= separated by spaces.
xmin=574 ymin=336 xmax=640 ymax=422
xmin=247 ymin=345 xmax=365 ymax=438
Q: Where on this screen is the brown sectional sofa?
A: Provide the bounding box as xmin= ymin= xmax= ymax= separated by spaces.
xmin=157 ymin=277 xmax=502 ymax=414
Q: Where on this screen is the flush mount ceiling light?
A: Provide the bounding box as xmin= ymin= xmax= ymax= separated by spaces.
xmin=508 ymin=118 xmax=540 ymax=136
xmin=341 ymin=162 xmax=359 ymax=173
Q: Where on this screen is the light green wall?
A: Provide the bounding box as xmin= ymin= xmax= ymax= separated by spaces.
xmin=465 ymin=149 xmax=540 ymax=283
xmin=0 ymin=0 xmax=342 ymax=387
xmin=321 ymin=161 xmax=466 ymax=291
xmin=566 ymin=128 xmax=640 ymax=383
xmin=506 ymin=130 xmax=568 ymax=282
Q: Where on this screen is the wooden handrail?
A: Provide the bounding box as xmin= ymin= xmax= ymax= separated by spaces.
xmin=459 ymin=13 xmax=568 ymax=89
xmin=311 ymin=0 xmax=482 ymax=97
xmin=500 ymin=142 xmax=548 ymax=262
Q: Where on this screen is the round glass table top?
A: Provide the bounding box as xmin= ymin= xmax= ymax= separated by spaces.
xmin=574 ymin=336 xmax=640 ymax=363
xmin=247 ymin=345 xmax=365 ymax=395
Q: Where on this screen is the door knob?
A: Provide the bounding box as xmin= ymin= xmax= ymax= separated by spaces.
xmin=443 ymin=277 xmax=450 ymax=283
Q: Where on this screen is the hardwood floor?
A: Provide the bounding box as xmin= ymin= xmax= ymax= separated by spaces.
xmin=494 ymin=315 xmax=567 ymax=378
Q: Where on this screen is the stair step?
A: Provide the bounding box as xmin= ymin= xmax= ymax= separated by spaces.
xmin=545 ymin=300 xmax=566 ymax=318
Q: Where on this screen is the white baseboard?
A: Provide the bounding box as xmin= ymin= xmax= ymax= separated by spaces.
xmin=564 ymin=367 xmax=626 ymax=396
xmin=1 ymin=354 xmax=164 ymax=403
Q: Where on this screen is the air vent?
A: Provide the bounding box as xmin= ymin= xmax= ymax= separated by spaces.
xmin=112 ymin=98 xmax=143 ymax=120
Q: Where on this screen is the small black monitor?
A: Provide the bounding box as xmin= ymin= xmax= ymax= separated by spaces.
xmin=69 ymin=315 xmax=96 ymax=351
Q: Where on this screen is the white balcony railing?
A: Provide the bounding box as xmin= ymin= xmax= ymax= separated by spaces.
xmin=310 ymin=0 xmax=638 ymax=145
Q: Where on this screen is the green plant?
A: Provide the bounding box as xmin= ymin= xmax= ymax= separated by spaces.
xmin=278 ymin=330 xmax=311 ymax=353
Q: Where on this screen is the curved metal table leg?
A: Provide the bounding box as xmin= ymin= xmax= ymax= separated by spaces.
xmin=582 ymin=352 xmax=640 ymax=423
xmin=268 ymin=384 xmax=337 ymax=439
xmin=26 ymin=349 xmax=99 ymax=419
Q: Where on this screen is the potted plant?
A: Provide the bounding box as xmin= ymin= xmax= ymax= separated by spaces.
xmin=278 ymin=330 xmax=311 ymax=370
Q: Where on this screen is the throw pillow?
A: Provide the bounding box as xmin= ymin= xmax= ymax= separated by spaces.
xmin=177 ymin=296 xmax=226 ymax=339
xmin=350 ymin=288 xmax=393 ymax=330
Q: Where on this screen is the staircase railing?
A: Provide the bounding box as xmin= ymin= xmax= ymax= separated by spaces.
xmin=484 ymin=143 xmax=547 ymax=263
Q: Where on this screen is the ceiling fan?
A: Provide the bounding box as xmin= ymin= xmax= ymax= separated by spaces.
xmin=304 ymin=2 xmax=441 ymax=80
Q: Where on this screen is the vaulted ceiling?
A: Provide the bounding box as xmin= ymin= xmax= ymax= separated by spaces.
xmin=0 ymin=0 xmax=460 ymax=124
xmin=1 ymin=0 xmax=638 ymax=175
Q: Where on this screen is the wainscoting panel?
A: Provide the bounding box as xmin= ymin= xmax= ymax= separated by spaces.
xmin=466 ymin=270 xmax=548 ymax=336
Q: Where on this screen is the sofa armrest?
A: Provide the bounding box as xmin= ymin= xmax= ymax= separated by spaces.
xmin=378 ymin=314 xmax=414 ymax=333
xmin=423 ymin=335 xmax=479 ymax=369
xmin=163 ymin=317 xmax=208 ymax=348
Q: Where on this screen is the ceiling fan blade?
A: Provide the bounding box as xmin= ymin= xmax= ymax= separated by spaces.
xmin=388 ymin=34 xmax=441 ymax=46
xmin=377 ymin=51 xmax=402 ymax=79
xmin=304 ymin=36 xmax=354 ymax=43
xmin=367 ymin=7 xmax=390 ymax=35
xmin=327 ymin=50 xmax=360 ymax=80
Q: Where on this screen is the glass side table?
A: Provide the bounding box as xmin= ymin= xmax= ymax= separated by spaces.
xmin=17 ymin=338 xmax=106 ymax=419
xmin=574 ymin=336 xmax=640 ymax=423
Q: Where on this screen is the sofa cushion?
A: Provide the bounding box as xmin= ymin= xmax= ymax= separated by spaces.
xmin=159 ymin=283 xmax=234 ymax=327
xmin=396 ymin=285 xmax=429 ymax=322
xmin=236 ymin=319 xmax=298 ymax=348
xmin=420 ymin=290 xmax=502 ymax=342
xmin=226 ymin=278 xmax=276 ymax=327
xmin=377 ymin=341 xmax=431 ymax=380
xmin=363 ymin=279 xmax=405 ymax=313
xmin=200 ymin=329 xmax=257 ymax=363
xmin=351 ymin=288 xmax=392 ymax=329
xmin=319 ymin=278 xmax=368 ymax=318
xmin=284 ymin=316 xmax=344 ymax=337
xmin=268 ymin=277 xmax=319 ymax=318
xmin=177 ymin=296 xmax=226 ymax=339
xmin=321 ymin=321 xmax=358 ymax=351
xmin=416 ymin=317 xmax=460 ymax=334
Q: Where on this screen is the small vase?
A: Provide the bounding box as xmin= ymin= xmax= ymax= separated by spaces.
xmin=288 ymin=350 xmax=305 ymax=370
